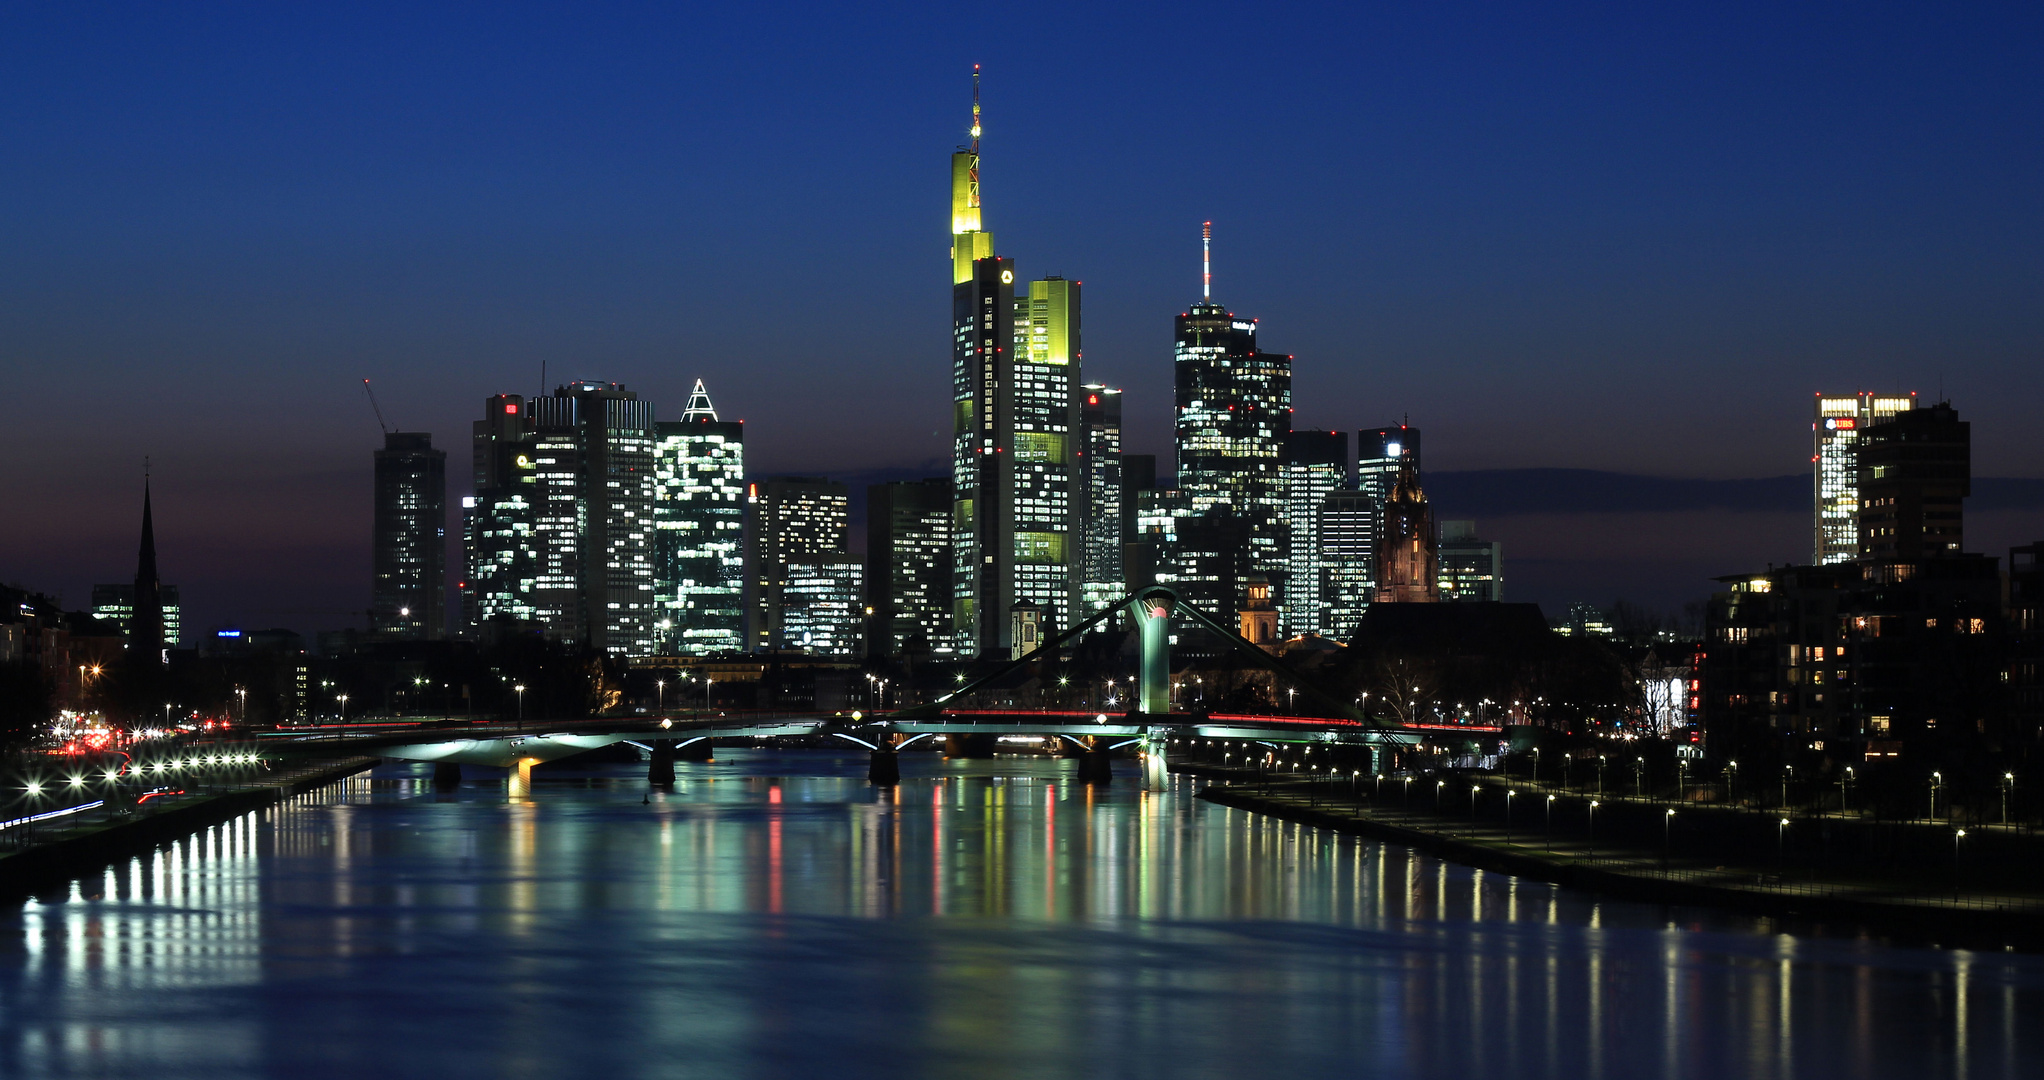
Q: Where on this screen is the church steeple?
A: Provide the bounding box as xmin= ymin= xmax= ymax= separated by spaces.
xmin=130 ymin=476 xmax=166 ymax=664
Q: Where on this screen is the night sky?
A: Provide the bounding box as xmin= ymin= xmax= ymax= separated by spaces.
xmin=3 ymin=2 xmax=2041 ymax=636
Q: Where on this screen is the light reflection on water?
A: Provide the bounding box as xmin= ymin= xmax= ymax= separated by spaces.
xmin=1 ymin=750 xmax=2039 ymax=1079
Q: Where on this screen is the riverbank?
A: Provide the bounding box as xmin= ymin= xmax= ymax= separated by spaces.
xmin=1188 ymin=769 xmax=2044 ymax=951
xmin=0 ymin=756 xmax=378 ymax=901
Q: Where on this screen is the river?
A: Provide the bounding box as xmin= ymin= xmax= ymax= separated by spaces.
xmin=2 ymin=750 xmax=2037 ymax=1078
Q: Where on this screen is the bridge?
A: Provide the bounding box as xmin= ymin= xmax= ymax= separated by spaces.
xmin=258 ymin=587 xmax=1487 ymax=791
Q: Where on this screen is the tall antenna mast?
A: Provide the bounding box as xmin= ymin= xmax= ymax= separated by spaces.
xmin=968 ymin=64 xmax=982 ymax=213
xmin=1202 ymin=220 xmax=1212 ymax=300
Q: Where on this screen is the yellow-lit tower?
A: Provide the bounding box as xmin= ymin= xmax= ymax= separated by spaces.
xmin=951 ymin=66 xmax=995 ymax=284
xmin=948 ymin=68 xmax=1082 ymax=658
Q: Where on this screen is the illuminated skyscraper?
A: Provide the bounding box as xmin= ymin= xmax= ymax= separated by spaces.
xmin=1078 ymin=385 xmax=1124 ymax=613
xmin=1284 ymin=430 xmax=1347 ymax=636
xmin=781 ymin=556 xmax=864 ymax=657
xmin=371 ymin=432 xmax=446 ymax=639
xmin=1357 ymin=425 xmax=1419 ymax=505
xmin=868 ymin=478 xmax=953 ymax=658
xmin=746 ymin=477 xmax=849 ymax=652
xmin=1813 ymin=392 xmax=1915 ymax=564
xmin=1319 ymin=489 xmax=1377 ymax=641
xmin=652 ymin=380 xmax=745 ymax=655
xmin=948 ymin=71 xmax=1081 ymax=656
xmin=1174 ymin=224 xmax=1291 ymax=609
xmin=466 ymin=383 xmax=658 ymax=655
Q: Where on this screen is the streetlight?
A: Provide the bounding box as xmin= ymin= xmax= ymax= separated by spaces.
xmin=513 ymin=684 xmax=526 ymax=729
xmin=1588 ymin=800 xmax=1600 ymax=859
xmin=1777 ymin=817 xmax=1790 ymax=869
xmin=235 ymin=687 xmax=247 ymax=722
xmin=1782 ymin=765 xmax=1793 ymax=811
xmin=1930 ymin=771 xmax=1942 ymax=822
xmin=1545 ymin=794 xmax=1556 ymax=850
xmin=336 ymin=695 xmax=348 ymax=724
xmin=1531 ymin=747 xmax=1541 ymax=785
xmin=1663 ymin=809 xmax=1675 ymax=869
xmin=656 ymin=678 xmax=665 ymax=715
xmin=1435 ymin=778 xmax=1446 ymax=811
xmin=1505 ymin=790 xmax=1515 ymax=843
xmin=2003 ymin=772 xmax=2015 ymax=827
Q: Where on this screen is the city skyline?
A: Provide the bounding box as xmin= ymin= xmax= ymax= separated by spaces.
xmin=4 ymin=5 xmax=2042 ymax=636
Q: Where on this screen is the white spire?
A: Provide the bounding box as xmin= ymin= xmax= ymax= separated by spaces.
xmin=682 ymin=379 xmax=719 ymax=421
xmin=1202 ymin=220 xmax=1211 ymax=300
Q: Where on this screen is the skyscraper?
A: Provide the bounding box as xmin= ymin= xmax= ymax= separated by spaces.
xmin=1437 ymin=520 xmax=1503 ymax=602
xmin=1813 ymin=392 xmax=1915 ymax=564
xmin=746 ymin=477 xmax=849 ymax=651
xmin=1857 ymin=401 xmax=1968 ymax=562
xmin=1319 ymin=489 xmax=1377 ymax=641
xmin=1375 ymin=452 xmax=1438 ymax=603
xmin=652 ymin=381 xmax=745 ymax=655
xmin=371 ymin=432 xmax=446 ymax=639
xmin=780 ymin=555 xmax=864 ymax=657
xmin=466 ymin=383 xmax=658 ymax=655
xmin=1284 ymin=430 xmax=1347 ymax=636
xmin=947 ymin=72 xmax=1081 ymax=656
xmin=1174 ymin=224 xmax=1292 ymax=611
xmin=1356 ymin=425 xmax=1420 ymax=505
xmin=1078 ymin=385 xmax=1124 ymax=614
xmin=868 ymin=478 xmax=953 ymax=659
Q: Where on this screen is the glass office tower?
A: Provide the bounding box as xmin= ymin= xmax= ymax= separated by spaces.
xmin=1079 ymin=384 xmax=1124 ymax=615
xmin=868 ymin=478 xmax=954 ymax=658
xmin=746 ymin=477 xmax=849 ymax=652
xmin=652 ymin=380 xmax=745 ymax=655
xmin=1174 ymin=293 xmax=1291 ymax=611
xmin=467 ymin=383 xmax=658 ymax=655
xmin=1284 ymin=430 xmax=1347 ymax=636
xmin=947 ymin=73 xmax=1081 ymax=656
xmin=371 ymin=432 xmax=446 ymax=639
xmin=1814 ymin=392 xmax=1915 ymax=564
xmin=1319 ymin=489 xmax=1377 ymax=641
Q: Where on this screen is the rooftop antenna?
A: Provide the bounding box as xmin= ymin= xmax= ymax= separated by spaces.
xmin=971 ymin=64 xmax=981 ymax=153
xmin=360 ymin=379 xmax=391 ymax=435
xmin=1203 ymin=221 xmax=1212 ymax=300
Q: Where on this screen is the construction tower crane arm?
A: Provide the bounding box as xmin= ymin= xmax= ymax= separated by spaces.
xmin=361 ymin=379 xmax=391 ymax=435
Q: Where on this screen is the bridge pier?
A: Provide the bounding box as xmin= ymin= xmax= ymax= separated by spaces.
xmin=1141 ymin=735 xmax=1168 ymax=791
xmin=677 ymin=738 xmax=712 ymax=762
xmin=432 ymin=762 xmax=462 ymax=790
xmin=868 ymin=750 xmax=900 ymax=786
xmin=1078 ymin=748 xmax=1112 ymax=785
xmin=508 ymin=757 xmax=537 ymax=799
xmin=648 ymin=742 xmax=676 ymax=787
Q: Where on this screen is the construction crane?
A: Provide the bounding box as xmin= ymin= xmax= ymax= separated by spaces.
xmin=361 ymin=379 xmax=391 ymax=435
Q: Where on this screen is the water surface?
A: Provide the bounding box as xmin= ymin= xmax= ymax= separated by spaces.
xmin=2 ymin=751 xmax=2036 ymax=1078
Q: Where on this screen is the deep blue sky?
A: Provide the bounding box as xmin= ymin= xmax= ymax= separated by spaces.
xmin=3 ymin=2 xmax=2041 ymax=633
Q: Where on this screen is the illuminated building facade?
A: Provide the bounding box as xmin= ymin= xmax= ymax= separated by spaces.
xmin=371 ymin=432 xmax=446 ymax=639
xmin=1813 ymin=392 xmax=1914 ymax=564
xmin=1857 ymin=401 xmax=1967 ymax=562
xmin=780 ymin=555 xmax=864 ymax=657
xmin=1284 ymin=430 xmax=1347 ymax=636
xmin=1173 ymin=244 xmax=1292 ymax=611
xmin=1079 ymin=384 xmax=1124 ymax=614
xmin=1318 ymin=489 xmax=1377 ymax=641
xmin=91 ymin=583 xmax=181 ymax=649
xmin=746 ymin=477 xmax=848 ymax=652
xmin=466 ymin=383 xmax=659 ymax=655
xmin=1437 ymin=520 xmax=1503 ymax=603
xmin=947 ymin=72 xmax=1081 ymax=656
xmin=652 ymin=380 xmax=745 ymax=655
xmin=1374 ymin=451 xmax=1438 ymax=604
xmin=868 ymin=478 xmax=953 ymax=658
